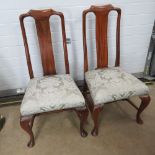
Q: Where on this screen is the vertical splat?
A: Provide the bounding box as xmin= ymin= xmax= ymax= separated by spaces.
xmin=95 ymin=12 xmax=109 ymax=68
xmin=35 ymin=18 xmax=56 ymax=75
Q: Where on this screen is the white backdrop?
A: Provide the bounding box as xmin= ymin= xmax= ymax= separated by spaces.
xmin=0 ymin=0 xmax=155 ymax=91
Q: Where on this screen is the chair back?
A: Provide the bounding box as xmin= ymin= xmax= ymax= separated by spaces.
xmin=83 ymin=4 xmax=121 ymax=72
xmin=20 ymin=9 xmax=69 ymax=78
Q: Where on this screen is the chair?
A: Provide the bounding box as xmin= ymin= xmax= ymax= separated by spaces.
xmin=82 ymin=4 xmax=151 ymax=136
xmin=19 ymin=9 xmax=88 ymax=147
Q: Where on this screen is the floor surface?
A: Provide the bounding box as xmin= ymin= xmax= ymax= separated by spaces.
xmin=0 ymin=84 xmax=155 ymax=155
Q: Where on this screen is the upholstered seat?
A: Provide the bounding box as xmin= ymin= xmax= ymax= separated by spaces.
xmin=85 ymin=67 xmax=149 ymax=105
xmin=21 ymin=74 xmax=85 ymax=116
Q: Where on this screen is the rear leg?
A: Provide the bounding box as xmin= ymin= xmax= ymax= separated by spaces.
xmin=76 ymin=108 xmax=89 ymax=137
xmin=137 ymin=95 xmax=150 ymax=124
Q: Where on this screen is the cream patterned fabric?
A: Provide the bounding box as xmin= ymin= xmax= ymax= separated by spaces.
xmin=20 ymin=74 xmax=85 ymax=116
xmin=85 ymin=67 xmax=149 ymax=105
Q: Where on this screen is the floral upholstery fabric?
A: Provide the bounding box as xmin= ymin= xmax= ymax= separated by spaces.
xmin=20 ymin=74 xmax=85 ymax=116
xmin=85 ymin=67 xmax=149 ymax=105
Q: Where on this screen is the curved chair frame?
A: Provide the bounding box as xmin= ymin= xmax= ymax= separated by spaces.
xmin=20 ymin=9 xmax=88 ymax=147
xmin=82 ymin=4 xmax=150 ymax=136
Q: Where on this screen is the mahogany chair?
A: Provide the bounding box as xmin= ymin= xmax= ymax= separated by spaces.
xmin=83 ymin=4 xmax=151 ymax=136
xmin=19 ymin=9 xmax=88 ymax=147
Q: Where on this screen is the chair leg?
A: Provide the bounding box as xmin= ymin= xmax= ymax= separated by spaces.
xmin=91 ymin=106 xmax=103 ymax=136
xmin=137 ymin=95 xmax=151 ymax=124
xmin=20 ymin=115 xmax=35 ymax=147
xmin=75 ymin=108 xmax=89 ymax=137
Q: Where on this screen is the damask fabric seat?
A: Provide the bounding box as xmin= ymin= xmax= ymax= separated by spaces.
xmin=85 ymin=67 xmax=149 ymax=105
xmin=20 ymin=74 xmax=85 ymax=116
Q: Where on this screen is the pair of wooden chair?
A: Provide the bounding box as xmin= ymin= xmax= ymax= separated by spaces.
xmin=19 ymin=4 xmax=150 ymax=147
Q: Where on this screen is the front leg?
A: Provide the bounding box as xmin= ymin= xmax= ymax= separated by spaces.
xmin=137 ymin=95 xmax=151 ymax=124
xmin=91 ymin=106 xmax=103 ymax=136
xmin=75 ymin=108 xmax=89 ymax=137
xmin=20 ymin=115 xmax=35 ymax=147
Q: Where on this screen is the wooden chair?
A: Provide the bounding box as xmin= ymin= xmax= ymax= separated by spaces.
xmin=83 ymin=4 xmax=151 ymax=136
xmin=19 ymin=9 xmax=88 ymax=147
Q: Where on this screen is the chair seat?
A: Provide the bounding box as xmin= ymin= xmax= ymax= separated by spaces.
xmin=20 ymin=74 xmax=85 ymax=116
xmin=85 ymin=67 xmax=149 ymax=105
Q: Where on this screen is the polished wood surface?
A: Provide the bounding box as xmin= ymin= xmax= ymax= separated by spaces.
xmin=137 ymin=96 xmax=151 ymax=124
xmin=20 ymin=9 xmax=69 ymax=77
xmin=83 ymin=4 xmax=121 ymax=72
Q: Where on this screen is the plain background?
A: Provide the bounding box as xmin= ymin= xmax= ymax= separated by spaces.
xmin=0 ymin=0 xmax=155 ymax=91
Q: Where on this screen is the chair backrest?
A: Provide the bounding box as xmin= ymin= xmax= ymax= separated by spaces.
xmin=20 ymin=9 xmax=69 ymax=79
xmin=83 ymin=4 xmax=121 ymax=72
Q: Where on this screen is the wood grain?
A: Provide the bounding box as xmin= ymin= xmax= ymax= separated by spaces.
xmin=20 ymin=9 xmax=69 ymax=77
xmin=83 ymin=4 xmax=121 ymax=72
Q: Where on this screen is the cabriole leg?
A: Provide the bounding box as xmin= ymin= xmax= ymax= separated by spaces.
xmin=91 ymin=106 xmax=103 ymax=136
xmin=137 ymin=95 xmax=151 ymax=124
xmin=20 ymin=115 xmax=35 ymax=147
xmin=76 ymin=108 xmax=89 ymax=137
